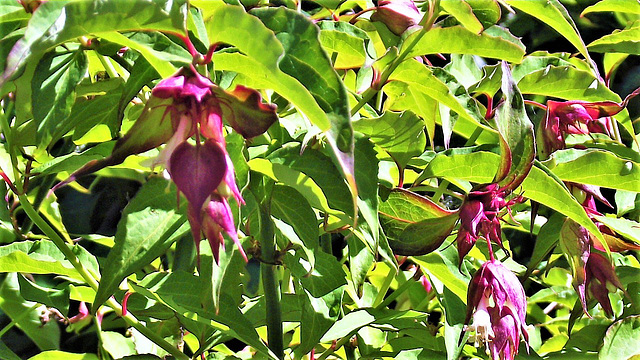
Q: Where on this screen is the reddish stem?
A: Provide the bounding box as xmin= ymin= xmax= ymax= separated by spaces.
xmin=348 ymin=7 xmax=375 ymax=24
xmin=199 ymin=43 xmax=218 ymax=65
xmin=484 ymin=93 xmax=493 ymax=120
xmin=121 ymin=292 xmax=132 ymax=316
xmin=524 ymin=99 xmax=548 ymax=111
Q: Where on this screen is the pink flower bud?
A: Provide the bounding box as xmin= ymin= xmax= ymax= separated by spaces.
xmin=371 ymin=0 xmax=422 ymax=35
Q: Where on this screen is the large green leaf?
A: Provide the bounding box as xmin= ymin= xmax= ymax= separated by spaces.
xmin=353 ymin=111 xmax=426 ymax=169
xmin=1 ymin=0 xmax=187 ymax=85
xmin=65 ymin=79 xmax=124 ymax=142
xmin=416 ymin=147 xmax=500 ymax=184
xmin=413 ymin=249 xmax=469 ymax=304
xmin=505 ymin=0 xmax=591 ymax=66
xmin=31 ymin=47 xmax=88 ymax=145
xmin=296 ymin=284 xmax=342 ymax=357
xmin=587 ymin=22 xmax=640 ymax=55
xmin=285 ymin=249 xmax=346 ymax=298
xmin=0 ymin=240 xmax=99 ymax=281
xmin=354 ymin=135 xmax=381 ymax=251
xmin=599 ymin=315 xmax=640 ymax=360
xmin=92 ymin=177 xmax=189 ymax=311
xmin=403 ymin=25 xmax=525 ymax=63
xmin=543 ymin=149 xmax=640 ymax=192
xmin=0 ymin=273 xmax=60 ymax=351
xmin=493 ymin=61 xmax=535 ymax=189
xmin=582 ymin=0 xmax=640 ymax=16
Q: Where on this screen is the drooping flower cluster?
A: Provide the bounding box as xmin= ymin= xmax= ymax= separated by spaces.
xmin=56 ymin=66 xmax=277 ymax=263
xmin=456 ymin=183 xmax=521 ymax=265
xmin=465 ymin=260 xmax=530 ymax=360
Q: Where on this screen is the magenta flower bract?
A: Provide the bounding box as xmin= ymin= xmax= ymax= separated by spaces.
xmin=585 ymin=252 xmax=625 ymax=316
xmin=456 ymin=183 xmax=520 ymax=265
xmin=371 ymin=0 xmax=422 ymax=35
xmin=55 ymin=66 xmax=277 ymax=264
xmin=465 ymin=260 xmax=529 ymax=360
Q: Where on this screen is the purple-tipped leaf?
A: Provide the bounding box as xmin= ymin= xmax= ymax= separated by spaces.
xmin=211 ymin=85 xmax=278 ymax=139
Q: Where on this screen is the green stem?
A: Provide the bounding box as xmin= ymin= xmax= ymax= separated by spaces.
xmin=317 ymin=335 xmax=351 ymax=360
xmin=350 ymin=0 xmax=440 ymax=117
xmin=259 ymin=201 xmax=284 ymax=360
xmin=98 ymin=55 xmax=119 ymax=79
xmin=0 ymin=303 xmax=39 ymax=338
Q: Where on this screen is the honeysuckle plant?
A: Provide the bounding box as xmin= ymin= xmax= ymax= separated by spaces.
xmin=0 ymin=1 xmax=639 ymax=360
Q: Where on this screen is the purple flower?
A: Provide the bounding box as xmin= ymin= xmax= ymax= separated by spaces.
xmin=371 ymin=0 xmax=422 ymax=35
xmin=539 ymin=100 xmax=623 ymax=158
xmin=465 ymin=260 xmax=529 ymax=360
xmin=456 ymin=184 xmax=521 ymax=264
xmin=585 ymin=252 xmax=625 ymax=316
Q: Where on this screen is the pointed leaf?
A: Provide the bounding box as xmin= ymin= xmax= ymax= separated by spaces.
xmin=582 ymin=0 xmax=640 ymax=16
xmin=17 ymin=274 xmax=70 ymax=316
xmin=599 ymin=315 xmax=640 ymax=360
xmin=352 ymin=111 xmax=426 ymax=169
xmin=587 ymin=22 xmax=640 ymax=54
xmin=404 ymin=25 xmax=525 ymax=62
xmin=211 ymin=85 xmax=278 ymax=138
xmin=505 ymin=0 xmax=592 ymax=66
xmin=92 ymin=177 xmax=189 ymax=311
xmin=31 ymin=47 xmax=88 ymax=145
xmin=441 ymin=0 xmax=484 ymax=34
xmin=493 ymin=61 xmax=535 ymax=189
xmin=318 ymin=21 xmax=368 ymax=69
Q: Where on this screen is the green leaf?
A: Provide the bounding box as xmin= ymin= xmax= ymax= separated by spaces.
xmin=414 ymin=249 xmax=470 ymax=304
xmin=527 ymin=213 xmax=563 ymax=275
xmin=92 ymin=177 xmax=189 ymax=311
xmin=403 ymin=25 xmax=525 ymax=63
xmin=354 ymin=135 xmax=381 ymax=251
xmin=66 ymin=79 xmax=124 ymax=142
xmin=318 ymin=21 xmax=368 ymax=69
xmin=17 ymin=274 xmax=70 ymax=316
xmin=387 ymin=59 xmax=485 ymax=128
xmin=353 ymin=111 xmax=426 ymax=169
xmin=599 ymin=315 xmax=640 ymax=360
xmin=251 ymin=6 xmax=355 ymax=205
xmin=101 ymin=331 xmax=136 ymax=359
xmin=505 ymin=0 xmax=591 ymax=66
xmin=493 ymin=61 xmax=535 ymax=189
xmin=31 ymin=47 xmax=88 ymax=145
xmin=379 ymin=189 xmax=458 ymax=256
xmin=416 ymin=148 xmax=500 ymax=184
xmin=34 ymin=142 xmax=116 ymax=176
xmin=272 ymin=184 xmax=319 ymax=268
xmin=466 ymin=0 xmax=502 ymax=28
xmin=582 ymin=0 xmax=640 ymax=16
xmin=1 ymin=0 xmax=187 ymax=85
xmin=248 ymin=158 xmax=338 ymax=217
xmin=544 ymin=149 xmax=640 ymax=192
xmin=587 ymin=22 xmax=640 ymax=55
xmin=211 ymin=238 xmax=247 ymax=311
xmin=0 ymin=273 xmax=60 ymax=351
xmin=296 ymin=288 xmax=342 ymax=357
xmin=441 ymin=0 xmax=484 ymax=34
xmin=268 ymin=143 xmax=353 ymax=216
xmin=0 ymin=340 xmax=21 ymax=360
xmin=28 ymin=351 xmax=99 ymax=360
xmin=522 ymin=163 xmax=606 ymax=250
xmin=96 ymin=31 xmax=190 ymax=78
xmin=0 ymin=240 xmax=99 ymax=280
xmin=285 ymin=249 xmax=346 ymax=298
xmin=592 ymin=215 xmax=640 ymax=243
